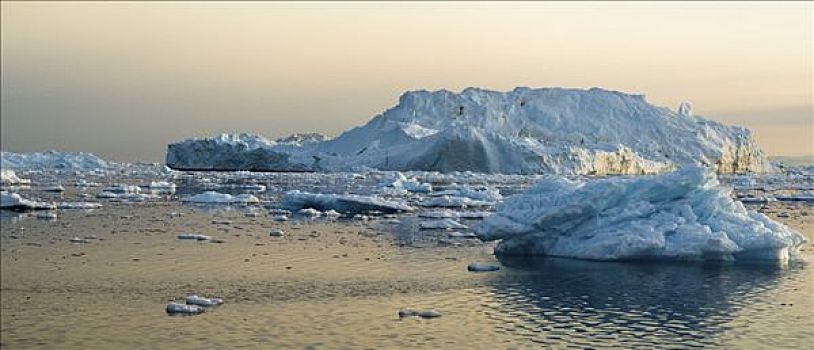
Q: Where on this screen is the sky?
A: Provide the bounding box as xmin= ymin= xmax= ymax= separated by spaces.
xmin=1 ymin=1 xmax=812 ymax=162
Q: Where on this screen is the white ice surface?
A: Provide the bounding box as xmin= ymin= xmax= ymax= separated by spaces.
xmin=476 ymin=167 xmax=806 ymax=262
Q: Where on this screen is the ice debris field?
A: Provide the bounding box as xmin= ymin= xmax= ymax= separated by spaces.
xmin=1 ymin=149 xmax=810 ymax=264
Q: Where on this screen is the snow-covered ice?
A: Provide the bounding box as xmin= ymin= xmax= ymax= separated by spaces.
xmin=476 ymin=167 xmax=806 ymax=262
xmin=167 ymin=87 xmax=770 ymax=174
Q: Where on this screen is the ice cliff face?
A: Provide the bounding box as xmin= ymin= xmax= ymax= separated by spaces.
xmin=166 ymin=87 xmax=771 ymax=174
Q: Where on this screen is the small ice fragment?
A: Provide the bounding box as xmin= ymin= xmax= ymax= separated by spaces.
xmin=36 ymin=211 xmax=58 ymax=220
xmin=467 ymin=263 xmax=500 ymax=272
xmin=177 ymin=233 xmax=211 ymax=241
xmin=299 ymin=208 xmax=322 ymax=217
xmin=69 ymin=237 xmax=88 ymax=244
xmin=269 ymin=229 xmax=285 ymax=237
xmin=211 ymin=219 xmax=233 ymax=225
xmin=272 ymin=215 xmax=288 ymax=222
xmin=166 ymin=302 xmax=205 ymax=315
xmin=398 ymin=309 xmax=442 ymax=318
xmin=185 ymin=295 xmax=224 ymax=307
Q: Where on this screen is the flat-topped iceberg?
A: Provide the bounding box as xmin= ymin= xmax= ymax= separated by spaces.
xmin=166 ymin=87 xmax=771 ymax=174
xmin=476 ymin=167 xmax=806 ymax=262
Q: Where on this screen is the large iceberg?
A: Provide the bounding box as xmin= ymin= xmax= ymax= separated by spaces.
xmin=166 ymin=87 xmax=770 ymax=174
xmin=1 ymin=151 xmax=110 ymax=169
xmin=476 ymin=167 xmax=806 ymax=262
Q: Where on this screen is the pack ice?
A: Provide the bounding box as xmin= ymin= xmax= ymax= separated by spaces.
xmin=166 ymin=87 xmax=770 ymax=174
xmin=476 ymin=167 xmax=806 ymax=262
xmin=1 ymin=151 xmax=110 ymax=169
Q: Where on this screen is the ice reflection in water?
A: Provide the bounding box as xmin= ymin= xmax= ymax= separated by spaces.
xmin=484 ymin=256 xmax=811 ymax=348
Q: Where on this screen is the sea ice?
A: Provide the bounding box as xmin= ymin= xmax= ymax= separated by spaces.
xmin=283 ymin=190 xmax=413 ymax=214
xmin=476 ymin=167 xmax=807 ymax=262
xmin=419 ymin=219 xmax=468 ymax=230
xmin=166 ymin=303 xmax=205 ymax=315
xmin=183 ymin=191 xmax=260 ymax=204
xmin=0 ymin=192 xmax=54 ymax=210
xmin=185 ymin=295 xmax=224 ymax=307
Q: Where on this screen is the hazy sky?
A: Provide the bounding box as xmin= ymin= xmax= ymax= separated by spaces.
xmin=1 ymin=1 xmax=812 ymax=162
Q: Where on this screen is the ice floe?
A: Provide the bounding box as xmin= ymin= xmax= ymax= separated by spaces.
xmin=183 ymin=191 xmax=260 ymax=204
xmin=283 ymin=190 xmax=413 ymax=214
xmin=177 ymin=233 xmax=211 ymax=241
xmin=0 ymin=192 xmax=54 ymax=211
xmin=476 ymin=167 xmax=807 ymax=262
xmin=419 ymin=218 xmax=468 ymax=230
xmin=166 ymin=303 xmax=205 ymax=315
xmin=185 ymin=295 xmax=224 ymax=307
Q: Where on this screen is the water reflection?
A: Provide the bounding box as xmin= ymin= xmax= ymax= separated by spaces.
xmin=487 ymin=256 xmax=806 ymax=348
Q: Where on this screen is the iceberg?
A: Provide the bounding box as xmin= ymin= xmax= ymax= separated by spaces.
xmin=476 ymin=167 xmax=806 ymax=262
xmin=283 ymin=190 xmax=413 ymax=214
xmin=1 ymin=151 xmax=110 ymax=169
xmin=166 ymin=87 xmax=771 ymax=174
xmin=0 ymin=192 xmax=55 ymax=211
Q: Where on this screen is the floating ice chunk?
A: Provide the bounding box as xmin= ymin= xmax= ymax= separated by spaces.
xmin=185 ymin=295 xmax=223 ymax=307
xmin=0 ymin=169 xmax=30 ymax=185
xmin=146 ymin=181 xmax=176 ymax=189
xmin=323 ymin=209 xmax=341 ymax=218
xmin=272 ymin=215 xmax=288 ymax=222
xmin=268 ymin=208 xmax=291 ymax=216
xmin=269 ymin=229 xmax=285 ymax=237
xmin=420 ymin=196 xmax=493 ymax=208
xmin=467 ymin=263 xmax=500 ymax=272
xmin=166 ymin=303 xmax=205 ymax=315
xmin=240 ymin=183 xmax=266 ymax=192
xmin=183 ymin=191 xmax=259 ymax=204
xmin=57 ymin=202 xmax=102 ymax=210
xmin=419 ymin=218 xmax=468 ymax=230
xmin=103 ymin=184 xmax=141 ymax=194
xmin=177 ymin=233 xmax=211 ymax=241
xmin=298 ymin=208 xmax=322 ymax=217
xmin=477 ymin=167 xmax=807 ymax=262
xmin=36 ymin=211 xmax=58 ymax=220
xmin=398 ymin=309 xmax=442 ymax=319
xmin=40 ymin=185 xmax=65 ymax=192
xmin=283 ymin=190 xmax=413 ymax=214
xmin=96 ymin=191 xmax=119 ymax=199
xmin=74 ymin=179 xmax=100 ymax=187
xmin=69 ymin=237 xmax=88 ymax=243
xmin=0 ymin=192 xmax=54 ymax=210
